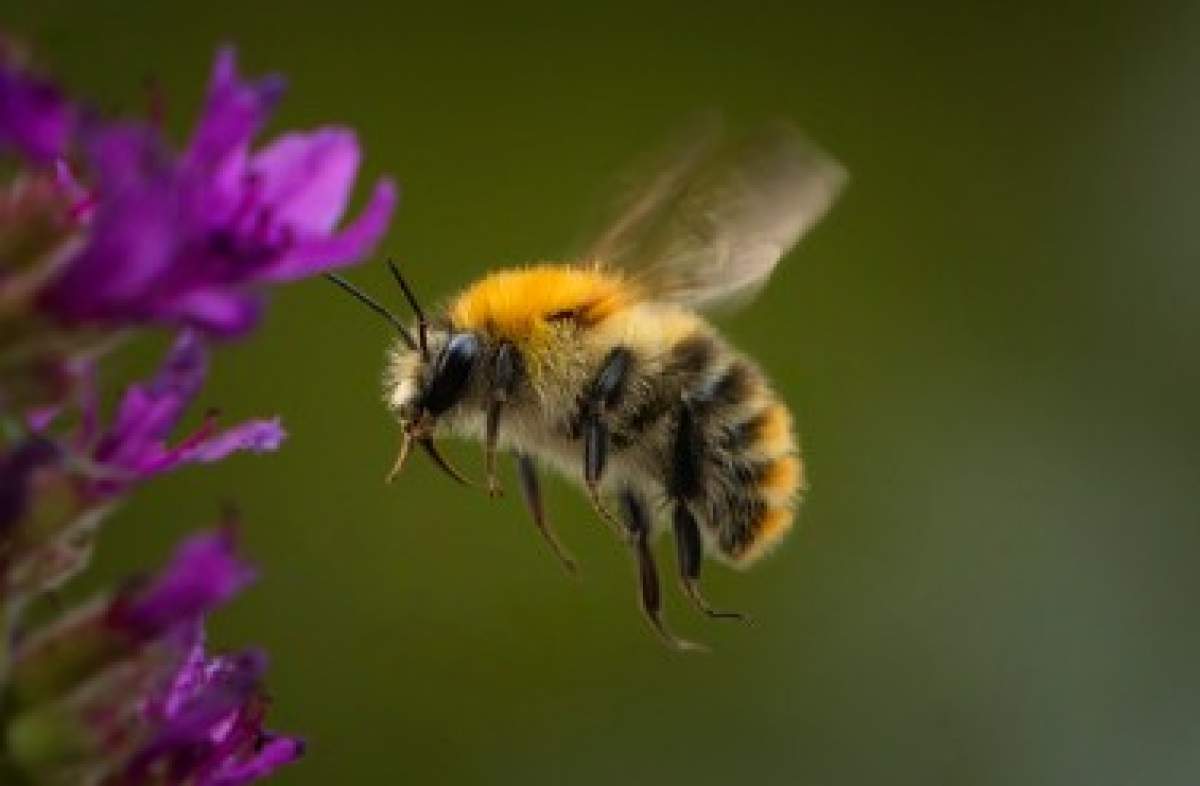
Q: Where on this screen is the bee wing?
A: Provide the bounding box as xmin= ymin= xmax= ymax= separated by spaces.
xmin=578 ymin=117 xmax=847 ymax=310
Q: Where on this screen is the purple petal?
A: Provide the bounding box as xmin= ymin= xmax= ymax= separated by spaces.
xmin=110 ymin=529 xmax=256 ymax=639
xmin=165 ymin=648 xmax=267 ymax=737
xmin=39 ymin=140 xmax=180 ymax=321
xmin=93 ymin=332 xmax=207 ymax=472
xmin=130 ymin=647 xmax=268 ymax=777
xmin=0 ymin=62 xmax=74 ymax=162
xmin=175 ymin=418 xmax=286 ymax=464
xmin=205 ymin=736 xmax=306 ymax=786
xmin=83 ymin=121 xmax=170 ymax=194
xmin=249 ymin=127 xmax=360 ymax=236
xmin=184 ymin=47 xmax=285 ymax=172
xmin=158 ymin=288 xmax=264 ymax=338
xmin=39 ymin=198 xmax=177 ymax=321
xmin=25 ymin=406 xmax=59 ymax=433
xmin=264 ymin=177 xmax=398 ymax=281
xmin=150 ymin=624 xmax=210 ymax=720
xmin=137 ymin=415 xmax=284 ymax=479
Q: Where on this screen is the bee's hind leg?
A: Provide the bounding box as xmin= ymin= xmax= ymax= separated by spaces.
xmin=669 ymin=400 xmax=747 ymax=622
xmin=619 ymin=489 xmax=706 ymax=652
xmin=673 ymin=504 xmax=748 ymax=622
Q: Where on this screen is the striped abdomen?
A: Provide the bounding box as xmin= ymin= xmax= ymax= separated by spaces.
xmin=614 ymin=327 xmax=803 ymax=565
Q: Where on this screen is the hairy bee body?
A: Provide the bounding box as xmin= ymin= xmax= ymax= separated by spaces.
xmin=352 ymin=119 xmax=845 ymax=648
xmin=386 ymin=264 xmax=801 ymax=566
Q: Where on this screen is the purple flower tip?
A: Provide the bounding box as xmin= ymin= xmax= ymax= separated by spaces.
xmin=177 ymin=417 xmax=287 ymax=463
xmin=0 ymin=59 xmax=74 ymax=162
xmin=111 ymin=528 xmax=256 ymax=639
xmin=185 ymin=46 xmax=286 ymax=172
xmin=208 ymin=735 xmax=307 ymax=786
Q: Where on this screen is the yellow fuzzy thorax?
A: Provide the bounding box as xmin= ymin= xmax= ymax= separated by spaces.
xmin=447 ymin=263 xmax=637 ymax=346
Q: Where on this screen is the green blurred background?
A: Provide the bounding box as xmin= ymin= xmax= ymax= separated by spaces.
xmin=5 ymin=2 xmax=1199 ymax=784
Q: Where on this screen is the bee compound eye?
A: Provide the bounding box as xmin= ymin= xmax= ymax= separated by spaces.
xmin=421 ymin=332 xmax=481 ymax=416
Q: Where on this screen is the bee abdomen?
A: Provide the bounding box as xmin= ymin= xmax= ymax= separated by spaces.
xmin=670 ymin=337 xmax=802 ymax=565
xmin=736 ymin=428 xmax=803 ymax=564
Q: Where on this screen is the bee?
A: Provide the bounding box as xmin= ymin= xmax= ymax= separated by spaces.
xmin=327 ymin=119 xmax=846 ymax=649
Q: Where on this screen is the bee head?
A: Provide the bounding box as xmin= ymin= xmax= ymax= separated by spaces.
xmin=386 ymin=327 xmax=481 ymax=435
xmin=326 ymin=261 xmax=484 ymax=488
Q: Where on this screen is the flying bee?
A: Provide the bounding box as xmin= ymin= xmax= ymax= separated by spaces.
xmin=327 ymin=119 xmax=846 ymax=650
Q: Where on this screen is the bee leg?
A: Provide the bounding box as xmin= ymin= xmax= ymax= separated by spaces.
xmin=581 ymin=348 xmax=635 ymax=540
xmin=667 ymin=399 xmax=744 ymax=619
xmin=484 ymin=343 xmax=521 ymax=498
xmin=484 ymin=400 xmax=503 ymax=497
xmin=619 ymin=489 xmax=707 ymax=652
xmin=583 ymin=415 xmax=627 ymax=540
xmin=515 ymin=452 xmax=578 ymax=576
xmin=416 ymin=438 xmax=476 ymax=487
xmin=673 ymin=503 xmax=748 ymax=622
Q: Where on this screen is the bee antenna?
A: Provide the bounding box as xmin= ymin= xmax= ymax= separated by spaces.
xmin=386 ymin=258 xmax=430 ymax=361
xmin=324 ymin=273 xmax=419 ymax=351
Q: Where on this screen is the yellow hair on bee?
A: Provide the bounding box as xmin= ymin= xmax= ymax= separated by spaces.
xmin=449 ymin=264 xmax=636 ymax=345
xmin=755 ymin=404 xmax=794 ymax=457
xmin=625 ymin=310 xmax=700 ymax=350
xmin=737 ymin=506 xmax=795 ymax=565
xmin=759 ymin=454 xmax=802 ymax=503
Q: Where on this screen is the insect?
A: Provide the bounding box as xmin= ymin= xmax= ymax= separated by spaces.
xmin=327 ymin=119 xmax=846 ymax=649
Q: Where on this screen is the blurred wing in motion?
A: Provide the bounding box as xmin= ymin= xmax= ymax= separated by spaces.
xmin=578 ymin=116 xmax=847 ymax=310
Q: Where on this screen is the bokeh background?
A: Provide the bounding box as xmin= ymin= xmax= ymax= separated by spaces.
xmin=5 ymin=2 xmax=1199 ymax=784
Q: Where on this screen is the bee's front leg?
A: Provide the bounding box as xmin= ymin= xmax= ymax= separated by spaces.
xmin=580 ymin=348 xmax=634 ymax=539
xmin=483 ymin=342 xmax=521 ymax=497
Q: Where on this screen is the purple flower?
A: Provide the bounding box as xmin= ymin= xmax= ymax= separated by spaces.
xmin=108 ymin=529 xmax=256 ymax=640
xmin=0 ymin=58 xmax=74 ymax=162
xmin=88 ymin=330 xmax=285 ymax=495
xmin=4 ymin=530 xmax=301 ymax=785
xmin=116 ymin=532 xmax=302 ymax=785
xmin=7 ymin=530 xmax=255 ymax=700
xmin=3 ymin=42 xmax=313 ymax=786
xmin=129 ymin=631 xmax=304 ymax=786
xmin=36 ymin=47 xmax=396 ymax=336
xmin=2 ymin=334 xmax=281 ymax=597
